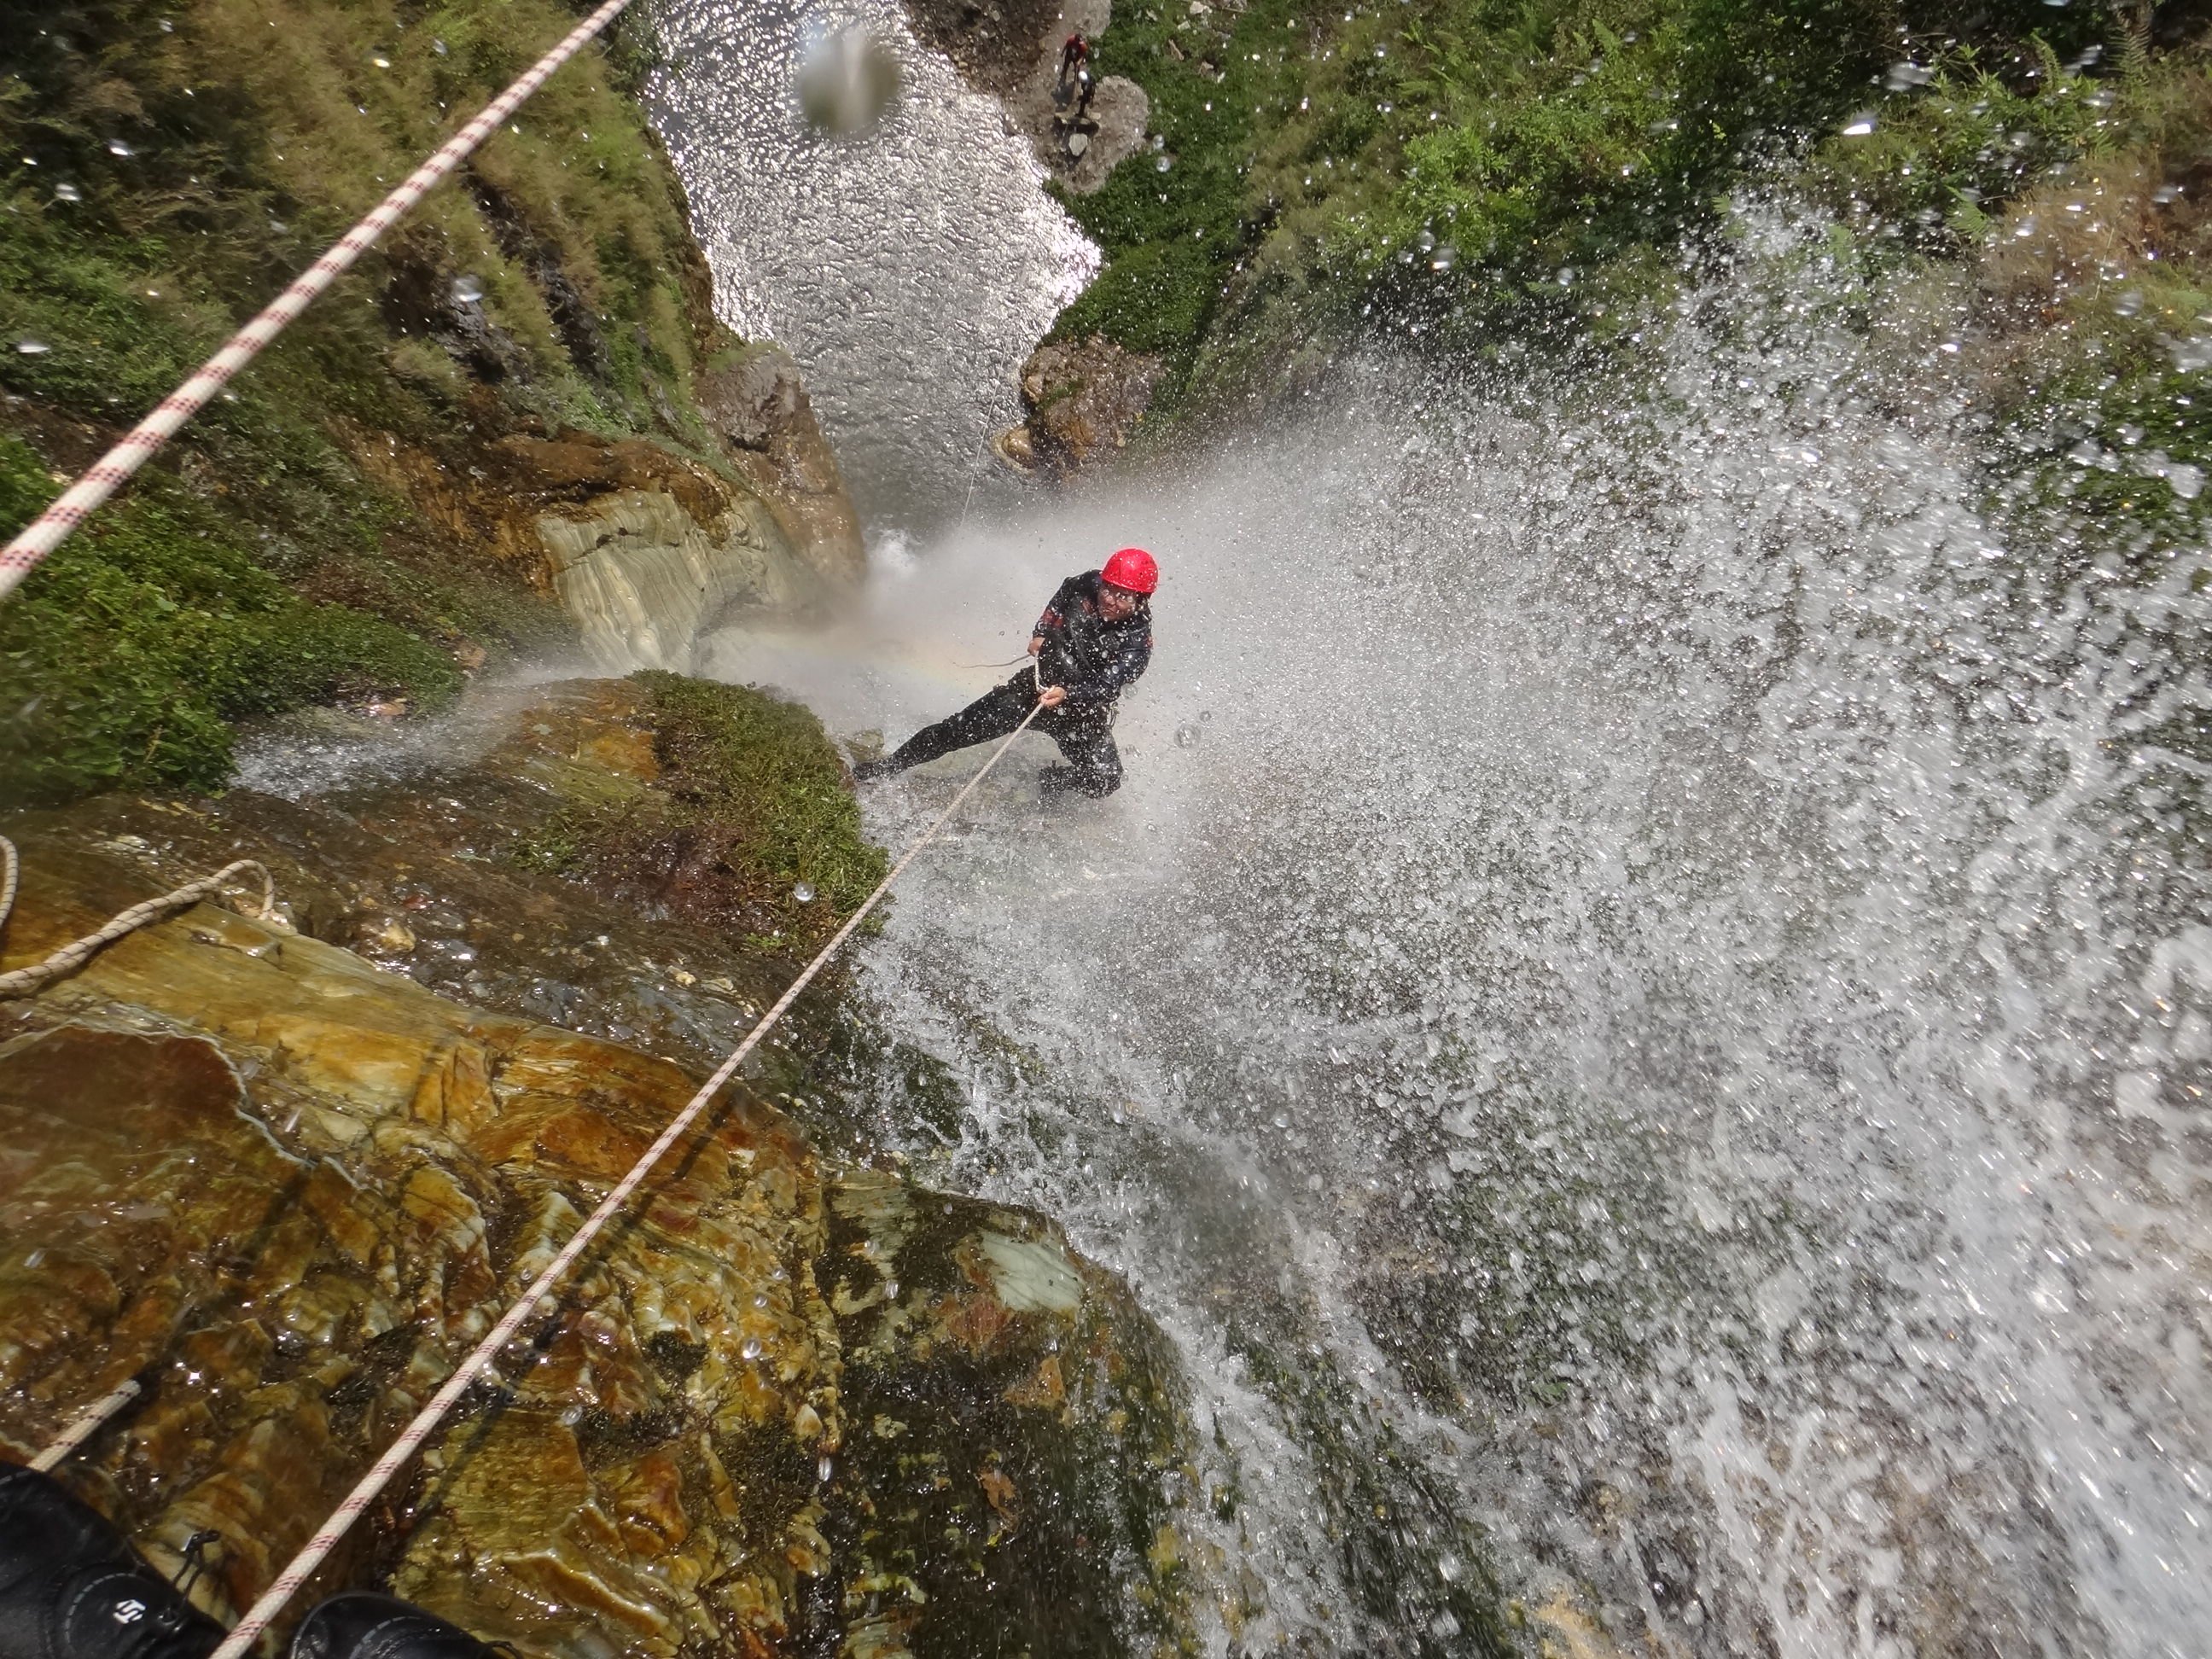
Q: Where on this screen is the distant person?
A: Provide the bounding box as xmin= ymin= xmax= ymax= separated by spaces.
xmin=1073 ymin=65 xmax=1097 ymax=120
xmin=1057 ymin=31 xmax=1090 ymax=91
xmin=856 ymin=548 xmax=1158 ymax=798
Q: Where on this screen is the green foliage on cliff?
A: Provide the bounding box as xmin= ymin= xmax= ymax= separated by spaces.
xmin=0 ymin=0 xmax=732 ymax=801
xmin=638 ymin=671 xmax=891 ymax=928
xmin=0 ymin=437 xmax=458 ymax=804
xmin=1054 ymin=0 xmax=2137 ymax=392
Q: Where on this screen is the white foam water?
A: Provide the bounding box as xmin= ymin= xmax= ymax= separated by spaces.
xmin=701 ymin=207 xmax=2212 ymax=1655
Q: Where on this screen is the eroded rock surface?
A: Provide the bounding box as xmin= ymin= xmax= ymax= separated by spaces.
xmin=1002 ymin=336 xmax=1164 ymax=475
xmin=0 ymin=682 xmax=1207 ymax=1656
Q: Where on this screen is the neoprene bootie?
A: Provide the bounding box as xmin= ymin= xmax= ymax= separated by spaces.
xmin=288 ymin=1593 xmax=497 ymax=1659
xmin=0 ymin=1461 xmax=224 ymax=1659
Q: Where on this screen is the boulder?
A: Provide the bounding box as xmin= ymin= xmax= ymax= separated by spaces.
xmin=1011 ymin=335 xmax=1164 ymax=475
xmin=696 ymin=345 xmax=869 ymax=591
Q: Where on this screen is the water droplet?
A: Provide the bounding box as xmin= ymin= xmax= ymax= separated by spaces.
xmin=15 ymin=338 xmax=50 ymax=355
xmin=1175 ymin=722 xmax=1202 ymax=748
xmin=23 ymin=1249 xmax=43 ymax=1269
xmin=817 ymin=1455 xmax=834 ymax=1482
xmin=1416 ymin=228 xmax=1436 ymax=253
xmin=1155 ymin=154 xmax=1173 ymax=172
xmin=741 ymin=1335 xmax=764 ymax=1359
xmin=107 ymin=138 xmax=133 ymax=157
xmin=793 ymin=880 xmax=817 ymax=903
xmin=2168 ymin=462 xmax=2203 ymax=499
xmin=371 ymin=54 xmax=391 ymax=68
xmin=1431 ymin=244 xmax=1459 ymax=271
xmin=53 ymin=182 xmax=80 ymax=202
xmin=1841 ymin=113 xmax=1877 ymax=137
xmin=451 ymin=275 xmax=484 ymax=305
xmin=1884 ymin=61 xmax=1934 ymax=91
xmin=796 ymin=25 xmax=901 ymax=137
xmin=2114 ymin=288 xmax=2144 ymax=317
xmin=882 ymin=1278 xmax=899 ymax=1299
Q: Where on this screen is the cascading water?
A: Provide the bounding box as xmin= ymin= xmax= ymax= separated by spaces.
xmin=691 ymin=199 xmax=2212 ymax=1654
xmin=643 ymin=0 xmax=1096 ymax=533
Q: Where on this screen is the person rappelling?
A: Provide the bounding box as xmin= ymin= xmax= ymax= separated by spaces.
xmin=856 ymin=547 xmax=1157 ymax=798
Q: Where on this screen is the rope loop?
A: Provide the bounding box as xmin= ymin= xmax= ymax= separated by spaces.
xmin=0 ymin=835 xmax=282 ymax=1002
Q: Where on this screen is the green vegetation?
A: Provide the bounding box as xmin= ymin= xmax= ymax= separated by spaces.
xmin=639 ymin=670 xmax=890 ymax=923
xmin=1054 ymin=0 xmax=2164 ymax=399
xmin=0 ymin=0 xmax=736 ymax=802
xmin=0 ymin=438 xmax=458 ymax=802
xmin=505 ymin=672 xmax=887 ymax=952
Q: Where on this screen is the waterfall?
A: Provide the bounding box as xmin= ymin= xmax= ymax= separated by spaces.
xmin=692 ymin=200 xmax=2212 ymax=1654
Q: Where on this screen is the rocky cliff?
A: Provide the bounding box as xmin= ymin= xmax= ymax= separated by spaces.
xmin=0 ymin=0 xmax=866 ymax=808
xmin=0 ymin=679 xmax=1208 ymax=1656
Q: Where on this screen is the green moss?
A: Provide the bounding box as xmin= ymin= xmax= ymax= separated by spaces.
xmin=0 ymin=0 xmax=736 ymax=803
xmin=0 ymin=438 xmax=458 ymax=805
xmin=638 ymin=670 xmax=890 ymax=924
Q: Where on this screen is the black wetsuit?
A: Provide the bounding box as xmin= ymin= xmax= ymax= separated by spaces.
xmin=879 ymin=571 xmax=1153 ymax=796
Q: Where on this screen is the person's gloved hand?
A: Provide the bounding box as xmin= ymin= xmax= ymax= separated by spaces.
xmin=1037 ymin=685 xmax=1068 ymax=709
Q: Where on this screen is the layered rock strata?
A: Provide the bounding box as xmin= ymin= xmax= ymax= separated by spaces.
xmin=0 ymin=684 xmax=1205 ymax=1656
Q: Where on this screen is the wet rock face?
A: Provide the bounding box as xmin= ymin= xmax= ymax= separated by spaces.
xmin=489 ymin=433 xmax=835 ymax=674
xmin=697 ymin=346 xmax=869 ymax=591
xmin=1004 ymin=336 xmax=1163 ymax=475
xmin=0 ymin=681 xmax=1206 ymax=1655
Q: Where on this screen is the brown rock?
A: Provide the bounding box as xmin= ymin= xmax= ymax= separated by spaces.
xmin=697 ymin=346 xmax=868 ymax=589
xmin=1016 ymin=335 xmax=1163 ymax=475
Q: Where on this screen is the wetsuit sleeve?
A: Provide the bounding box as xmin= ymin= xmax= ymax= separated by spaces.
xmin=1066 ymin=626 xmax=1151 ymax=705
xmin=1034 ymin=577 xmax=1080 ymax=641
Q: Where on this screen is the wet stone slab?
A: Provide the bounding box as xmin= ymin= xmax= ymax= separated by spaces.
xmin=0 ymin=685 xmax=1208 ymax=1656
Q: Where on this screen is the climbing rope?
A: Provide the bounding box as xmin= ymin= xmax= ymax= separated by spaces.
xmin=0 ymin=0 xmax=634 ymax=601
xmin=27 ymin=1379 xmax=141 ymax=1474
xmin=0 ymin=835 xmax=278 ymax=1001
xmin=207 ymin=700 xmax=1045 ymax=1659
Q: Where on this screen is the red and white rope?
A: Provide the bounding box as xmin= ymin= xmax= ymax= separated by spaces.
xmin=208 ymin=703 xmax=1045 ymax=1657
xmin=0 ymin=0 xmax=633 ymax=602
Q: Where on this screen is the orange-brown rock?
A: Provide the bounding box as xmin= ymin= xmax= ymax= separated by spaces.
xmin=0 ymin=742 xmax=1207 ymax=1655
xmin=1011 ymin=335 xmax=1163 ymax=476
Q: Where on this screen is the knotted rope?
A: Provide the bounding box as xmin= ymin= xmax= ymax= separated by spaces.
xmin=0 ymin=835 xmax=278 ymax=1001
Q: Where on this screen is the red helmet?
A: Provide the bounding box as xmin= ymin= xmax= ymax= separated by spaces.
xmin=1100 ymin=546 xmax=1158 ymax=595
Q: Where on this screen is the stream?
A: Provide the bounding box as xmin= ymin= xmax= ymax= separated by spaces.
xmin=652 ymin=11 xmax=2209 ymax=1656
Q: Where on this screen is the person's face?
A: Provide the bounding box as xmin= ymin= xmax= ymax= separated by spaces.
xmin=1099 ymin=585 xmax=1139 ymax=621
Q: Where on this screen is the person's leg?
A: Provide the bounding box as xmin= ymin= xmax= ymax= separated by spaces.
xmin=1039 ymin=708 xmax=1122 ymax=796
xmin=877 ymin=678 xmax=1031 ymax=774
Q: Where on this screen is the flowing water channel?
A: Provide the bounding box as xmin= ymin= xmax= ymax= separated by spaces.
xmin=643 ymin=10 xmax=2212 ymax=1652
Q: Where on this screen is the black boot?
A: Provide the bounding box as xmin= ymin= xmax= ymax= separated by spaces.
xmin=851 ymin=757 xmax=903 ymax=783
xmin=0 ymin=1462 xmax=225 ymax=1659
xmin=288 ymin=1593 xmax=498 ymax=1659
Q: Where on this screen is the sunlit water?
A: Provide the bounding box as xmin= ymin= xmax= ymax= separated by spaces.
xmin=644 ymin=0 xmax=1096 ymax=532
xmin=698 ymin=207 xmax=2212 ymax=1655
